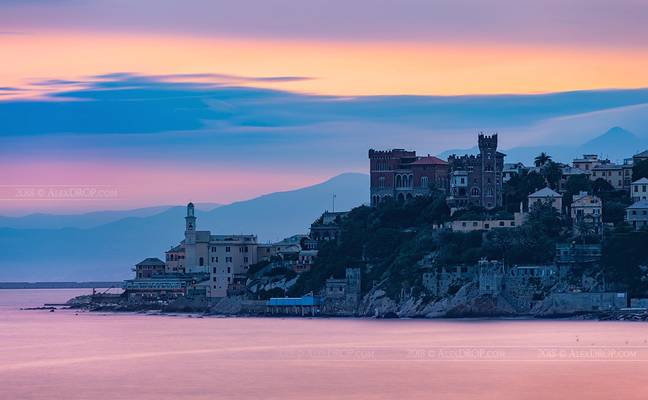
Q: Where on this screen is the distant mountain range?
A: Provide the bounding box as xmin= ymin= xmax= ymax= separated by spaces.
xmin=439 ymin=127 xmax=648 ymax=164
xmin=0 ymin=203 xmax=222 ymax=230
xmin=0 ymin=173 xmax=368 ymax=281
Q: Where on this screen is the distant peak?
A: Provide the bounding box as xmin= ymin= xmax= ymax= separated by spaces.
xmin=583 ymin=127 xmax=637 ymax=147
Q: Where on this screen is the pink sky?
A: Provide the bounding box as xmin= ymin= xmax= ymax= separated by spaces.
xmin=1 ymin=0 xmax=648 ymax=215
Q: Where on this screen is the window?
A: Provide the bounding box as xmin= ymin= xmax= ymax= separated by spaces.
xmin=379 ymin=176 xmax=385 ymax=188
xmin=421 ymin=176 xmax=429 ymax=188
xmin=226 ymin=257 xmax=232 ymax=263
xmin=213 ymin=267 xmax=217 ymax=273
xmin=244 ymin=257 xmax=249 ymax=263
xmin=227 ymin=267 xmax=231 ymax=273
xmin=225 ymin=246 xmax=231 ymax=252
xmin=199 ymin=257 xmax=204 ymax=266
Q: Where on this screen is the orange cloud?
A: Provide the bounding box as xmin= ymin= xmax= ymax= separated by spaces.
xmin=2 ymin=31 xmax=648 ymax=97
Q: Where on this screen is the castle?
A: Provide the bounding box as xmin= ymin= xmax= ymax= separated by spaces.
xmin=369 ymin=134 xmax=504 ymax=209
xmin=368 ymin=149 xmax=449 ymax=206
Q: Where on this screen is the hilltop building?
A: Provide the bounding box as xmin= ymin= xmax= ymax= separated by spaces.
xmin=502 ymin=162 xmax=528 ymax=183
xmin=626 ymin=200 xmax=648 ymax=231
xmin=631 ymin=178 xmax=648 ymax=202
xmin=528 ymin=187 xmax=563 ymax=213
xmin=633 ymin=150 xmax=648 ymax=165
xmin=572 ymin=154 xmax=605 ymax=172
xmin=591 ymin=163 xmax=625 ymax=190
xmin=570 ymin=192 xmax=602 ymax=234
xmin=368 ymin=149 xmax=449 ymax=206
xmin=572 ymin=154 xmax=633 ymax=191
xmin=306 ymin=211 xmax=348 ymax=249
xmin=447 ymin=209 xmax=526 ymax=233
xmin=447 ymin=134 xmax=505 ymax=210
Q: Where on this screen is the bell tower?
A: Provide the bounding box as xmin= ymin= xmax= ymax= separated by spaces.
xmin=184 ymin=202 xmax=197 ymax=272
xmin=185 ymin=202 xmax=196 ymax=239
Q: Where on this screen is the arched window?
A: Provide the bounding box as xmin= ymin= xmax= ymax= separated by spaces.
xmin=486 ymin=188 xmax=493 ymax=196
xmin=199 ymin=257 xmax=204 ymax=266
xmin=421 ymin=176 xmax=429 ymax=188
xmin=396 ymin=175 xmax=402 ymax=188
xmin=471 ymin=187 xmax=480 ymax=196
xmin=397 ymin=193 xmax=405 ymax=202
xmin=379 ymin=176 xmax=385 ymax=188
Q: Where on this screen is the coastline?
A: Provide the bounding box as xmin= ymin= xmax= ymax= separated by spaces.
xmin=58 ymin=294 xmax=648 ymax=322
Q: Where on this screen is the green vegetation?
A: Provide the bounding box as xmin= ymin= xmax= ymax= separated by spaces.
xmin=602 ymin=230 xmax=648 ymax=297
xmin=288 ymin=154 xmax=647 ymax=300
xmin=290 ymin=196 xmax=569 ymax=298
xmin=633 ymin=159 xmax=648 ymax=181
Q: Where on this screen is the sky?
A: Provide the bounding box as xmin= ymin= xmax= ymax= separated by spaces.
xmin=2 ymin=0 xmax=648 ymax=215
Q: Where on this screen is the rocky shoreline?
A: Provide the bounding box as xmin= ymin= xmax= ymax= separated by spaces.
xmin=59 ymin=294 xmax=648 ymax=322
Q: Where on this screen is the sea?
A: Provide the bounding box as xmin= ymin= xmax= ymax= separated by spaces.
xmin=2 ymin=289 xmax=648 ymax=399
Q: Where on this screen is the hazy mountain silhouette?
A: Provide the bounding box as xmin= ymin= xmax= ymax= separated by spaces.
xmin=0 ymin=203 xmax=222 ymax=230
xmin=0 ymin=173 xmax=368 ymax=281
xmin=437 ymin=127 xmax=647 ymax=164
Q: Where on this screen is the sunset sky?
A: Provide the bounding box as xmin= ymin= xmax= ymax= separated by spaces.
xmin=2 ymin=0 xmax=648 ymax=215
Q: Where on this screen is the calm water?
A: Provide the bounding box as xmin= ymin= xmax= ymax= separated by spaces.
xmin=2 ymin=290 xmax=648 ymax=399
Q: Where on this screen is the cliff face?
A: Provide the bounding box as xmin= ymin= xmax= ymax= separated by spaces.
xmin=358 ymin=283 xmax=612 ymax=318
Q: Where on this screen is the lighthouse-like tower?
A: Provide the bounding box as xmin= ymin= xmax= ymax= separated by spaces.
xmin=184 ymin=202 xmax=198 ymax=272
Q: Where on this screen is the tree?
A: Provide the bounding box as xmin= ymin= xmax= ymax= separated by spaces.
xmin=603 ymin=201 xmax=628 ymax=225
xmin=592 ymin=178 xmax=614 ymax=196
xmin=541 ymin=161 xmax=563 ymax=190
xmin=503 ymin=170 xmax=546 ymax=213
xmin=633 ymin=159 xmax=648 ymax=181
xmin=564 ymin=174 xmax=592 ymax=209
xmin=602 ymin=231 xmax=648 ymax=296
xmin=534 ymin=152 xmax=552 ymax=167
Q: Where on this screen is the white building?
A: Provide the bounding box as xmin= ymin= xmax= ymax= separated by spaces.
xmin=626 ymin=200 xmax=648 ymax=231
xmin=180 ymin=202 xmax=258 ymax=297
xmin=570 ymin=191 xmax=602 ymax=233
xmin=528 ymin=187 xmax=563 ymax=213
xmin=631 ymin=178 xmax=648 ymax=202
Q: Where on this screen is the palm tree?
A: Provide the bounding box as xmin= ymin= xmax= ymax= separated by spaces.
xmin=534 ymin=152 xmax=552 ymax=167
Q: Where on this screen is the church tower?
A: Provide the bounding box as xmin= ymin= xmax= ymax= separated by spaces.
xmin=184 ymin=202 xmax=198 ymax=272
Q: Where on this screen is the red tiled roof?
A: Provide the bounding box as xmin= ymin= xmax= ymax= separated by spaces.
xmin=410 ymin=156 xmax=448 ymax=166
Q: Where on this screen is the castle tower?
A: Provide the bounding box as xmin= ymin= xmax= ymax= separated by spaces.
xmin=478 ymin=134 xmax=501 ymax=209
xmin=184 ymin=202 xmax=198 ymax=272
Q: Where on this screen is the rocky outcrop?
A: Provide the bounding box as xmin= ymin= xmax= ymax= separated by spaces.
xmin=360 ymin=282 xmax=517 ymax=318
